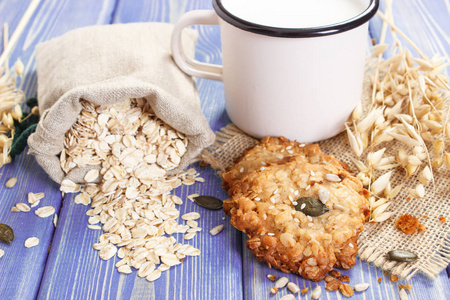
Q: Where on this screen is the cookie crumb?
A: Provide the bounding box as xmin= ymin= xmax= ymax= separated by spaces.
xmin=339 ymin=275 xmax=350 ymax=282
xmin=439 ymin=216 xmax=446 ymax=223
xmin=301 ymin=287 xmax=309 ymax=295
xmin=395 ymin=214 xmax=426 ymax=234
xmin=399 ymin=284 xmax=412 ymax=291
xmin=390 ymin=275 xmax=399 ymax=282
xmin=330 ymin=270 xmax=341 ymax=278
xmin=377 ymin=277 xmax=382 ymax=283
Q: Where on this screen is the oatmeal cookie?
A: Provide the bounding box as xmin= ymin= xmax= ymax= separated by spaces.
xmin=223 ymin=153 xmax=369 ymax=281
xmin=222 ymin=136 xmax=349 ymax=192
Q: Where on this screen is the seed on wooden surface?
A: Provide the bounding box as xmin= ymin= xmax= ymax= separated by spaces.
xmin=275 ymin=276 xmax=289 ymax=289
xmin=53 ymin=214 xmax=58 ymax=227
xmin=339 ymin=283 xmax=354 ymax=297
xmin=385 ymin=249 xmax=418 ymax=262
xmin=0 ymin=223 xmax=14 ymax=245
xmin=0 ymin=249 xmax=4 ymax=258
xmin=325 ymin=174 xmax=341 ymax=182
xmin=270 ymin=287 xmax=278 ymax=295
xmin=5 ymin=177 xmax=17 ymax=188
xmin=117 ymin=265 xmax=132 ymax=274
xmin=266 ymin=274 xmax=276 ymax=281
xmin=354 ymin=283 xmax=370 ymax=292
xmin=279 ymin=295 xmax=295 ymax=300
xmin=84 ymin=169 xmax=99 ymax=182
xmin=35 ymin=206 xmax=55 ymax=218
xmin=181 ymin=212 xmax=201 ymax=220
xmin=399 ymin=289 xmax=408 ymax=300
xmin=146 ymin=269 xmax=162 ymax=282
xmin=16 ymin=203 xmax=30 ymax=212
xmin=192 ymin=195 xmax=223 ymax=210
xmin=209 ymin=224 xmax=224 ymax=236
xmin=294 ymin=197 xmax=329 ymax=216
xmin=311 ymin=285 xmax=322 ymax=299
xmin=287 ymin=282 xmax=300 ymax=294
xmin=24 ymin=237 xmax=39 ymax=248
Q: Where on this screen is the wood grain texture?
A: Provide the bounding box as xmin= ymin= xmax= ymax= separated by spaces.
xmin=0 ymin=0 xmax=449 ymax=299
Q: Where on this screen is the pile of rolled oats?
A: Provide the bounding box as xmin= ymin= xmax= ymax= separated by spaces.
xmin=60 ymin=98 xmax=203 ymax=281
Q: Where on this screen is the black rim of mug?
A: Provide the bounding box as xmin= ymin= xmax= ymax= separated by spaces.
xmin=212 ymin=0 xmax=379 ymax=38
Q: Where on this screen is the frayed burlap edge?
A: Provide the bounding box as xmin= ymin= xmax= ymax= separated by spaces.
xmin=201 ymin=122 xmax=450 ymax=281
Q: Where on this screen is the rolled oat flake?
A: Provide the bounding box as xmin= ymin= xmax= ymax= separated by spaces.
xmin=0 ymin=224 xmax=14 ymax=245
xmin=294 ymin=197 xmax=329 ymax=217
xmin=385 ymin=249 xmax=418 ymax=262
xmin=193 ymin=195 xmax=223 ymax=210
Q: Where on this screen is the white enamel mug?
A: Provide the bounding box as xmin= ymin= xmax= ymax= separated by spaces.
xmin=171 ymin=0 xmax=379 ymax=142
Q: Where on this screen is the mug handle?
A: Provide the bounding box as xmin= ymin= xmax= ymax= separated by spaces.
xmin=171 ymin=10 xmax=223 ymax=81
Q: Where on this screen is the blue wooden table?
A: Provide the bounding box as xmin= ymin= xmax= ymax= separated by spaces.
xmin=0 ymin=0 xmax=449 ymax=299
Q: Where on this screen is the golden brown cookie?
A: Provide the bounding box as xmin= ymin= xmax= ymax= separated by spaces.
xmin=222 ymin=136 xmax=349 ymax=192
xmin=223 ymin=145 xmax=369 ymax=282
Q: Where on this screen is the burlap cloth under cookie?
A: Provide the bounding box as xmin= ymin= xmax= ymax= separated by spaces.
xmin=28 ymin=23 xmax=215 ymax=184
xmin=202 ymin=79 xmax=450 ymax=280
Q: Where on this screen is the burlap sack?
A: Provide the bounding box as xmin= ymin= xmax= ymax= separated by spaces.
xmin=202 ymin=79 xmax=450 ymax=280
xmin=28 ymin=23 xmax=215 ymax=184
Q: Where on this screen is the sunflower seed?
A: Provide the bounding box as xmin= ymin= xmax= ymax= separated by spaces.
xmin=24 ymin=237 xmax=39 ymax=248
xmin=5 ymin=177 xmax=17 ymax=188
xmin=275 ymin=276 xmax=289 ymax=289
xmin=0 ymin=249 xmax=4 ymax=258
xmin=287 ymin=282 xmax=300 ymax=293
xmin=318 ymin=189 xmax=329 ymax=204
xmin=35 ymin=206 xmax=55 ymax=218
xmin=354 ymin=283 xmax=370 ymax=292
xmin=325 ymin=174 xmax=341 ymax=182
xmin=209 ymin=224 xmax=224 ymax=236
xmin=311 ymin=285 xmax=322 ymax=299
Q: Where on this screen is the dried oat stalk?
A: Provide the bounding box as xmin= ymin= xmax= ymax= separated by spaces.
xmin=346 ymin=6 xmax=449 ymax=222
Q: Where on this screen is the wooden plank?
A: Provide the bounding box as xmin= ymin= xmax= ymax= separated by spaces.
xmin=37 ymin=0 xmax=243 ymax=299
xmin=0 ymin=0 xmax=116 ymax=299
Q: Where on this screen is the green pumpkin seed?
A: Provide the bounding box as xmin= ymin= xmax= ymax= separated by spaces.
xmin=385 ymin=250 xmax=418 ymax=262
xmin=193 ymin=196 xmax=223 ymax=210
xmin=294 ymin=197 xmax=329 ymax=217
xmin=0 ymin=223 xmax=14 ymax=245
